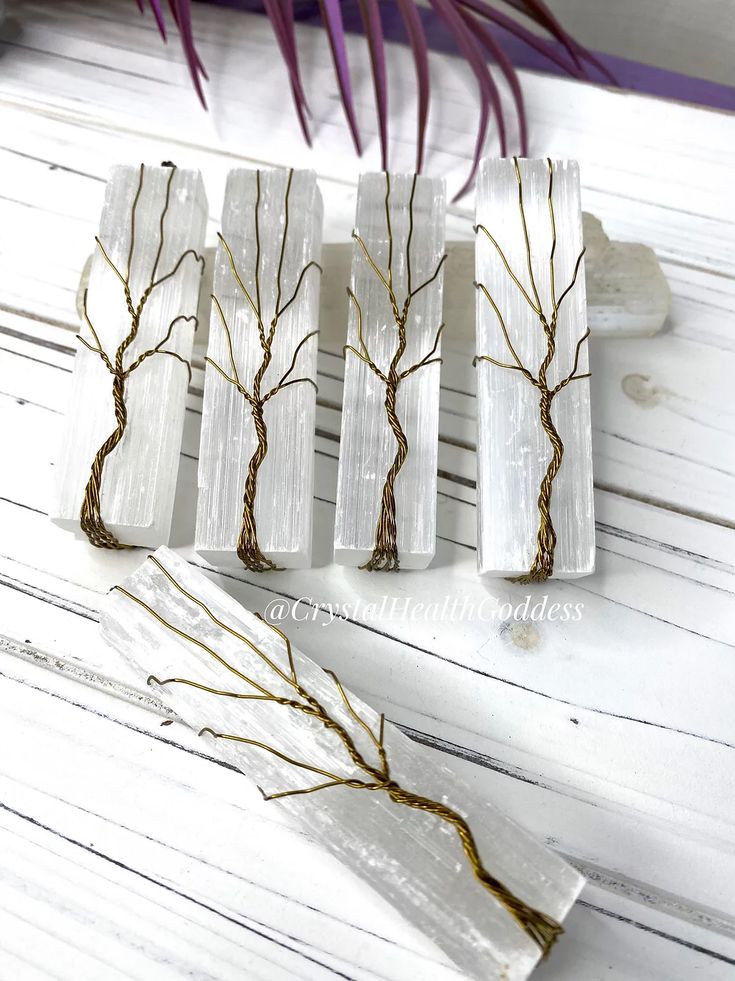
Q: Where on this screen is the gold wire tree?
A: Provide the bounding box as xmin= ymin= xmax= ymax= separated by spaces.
xmin=474 ymin=157 xmax=590 ymax=583
xmin=345 ymin=173 xmax=446 ymax=572
xmin=116 ymin=553 xmax=563 ymax=956
xmin=206 ymin=169 xmax=321 ymax=573
xmin=77 ymin=163 xmax=204 ymax=550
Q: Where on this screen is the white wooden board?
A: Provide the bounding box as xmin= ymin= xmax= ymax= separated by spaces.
xmin=0 ymin=2 xmax=734 ymax=979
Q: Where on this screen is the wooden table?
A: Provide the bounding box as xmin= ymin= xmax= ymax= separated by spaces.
xmin=1 ymin=2 xmax=733 ymax=978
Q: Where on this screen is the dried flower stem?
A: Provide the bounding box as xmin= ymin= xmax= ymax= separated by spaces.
xmin=116 ymin=554 xmax=563 ymax=955
xmin=474 ymin=157 xmax=590 ymax=582
xmin=207 ymin=169 xmax=321 ymax=573
xmin=345 ymin=174 xmax=446 ymax=571
xmin=78 ymin=163 xmax=204 ymax=549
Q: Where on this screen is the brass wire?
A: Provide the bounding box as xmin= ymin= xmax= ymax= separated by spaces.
xmin=77 ymin=163 xmax=204 ymax=549
xmin=345 ymin=174 xmax=447 ymax=572
xmin=116 ymin=554 xmax=564 ymax=956
xmin=207 ymin=169 xmax=322 ymax=573
xmin=474 ymin=158 xmax=590 ymax=583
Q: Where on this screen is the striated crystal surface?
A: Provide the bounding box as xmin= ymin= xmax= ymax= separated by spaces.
xmin=334 ymin=173 xmax=445 ymax=570
xmin=51 ymin=165 xmax=207 ymax=546
xmin=475 ymin=159 xmax=595 ymax=578
xmin=102 ymin=548 xmax=584 ymax=981
xmin=196 ymin=169 xmax=322 ymax=569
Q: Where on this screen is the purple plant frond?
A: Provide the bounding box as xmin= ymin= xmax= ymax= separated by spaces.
xmin=394 ymin=0 xmax=431 ymax=173
xmin=459 ymin=5 xmax=527 ymax=154
xmin=319 ymin=0 xmax=363 ymax=155
xmin=263 ymin=0 xmax=312 ymax=143
xmin=133 ymin=0 xmax=614 ymax=193
xmin=430 ymin=0 xmax=503 ymax=201
xmin=357 ymin=0 xmax=389 ymax=170
xmin=459 ymin=0 xmax=584 ymax=78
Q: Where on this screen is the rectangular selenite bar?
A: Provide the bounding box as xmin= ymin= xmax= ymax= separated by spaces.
xmin=196 ymin=169 xmax=322 ymax=569
xmin=334 ymin=173 xmax=445 ymax=570
xmin=475 ymin=159 xmax=595 ymax=578
xmin=102 ymin=548 xmax=584 ymax=981
xmin=51 ymin=164 xmax=207 ymax=546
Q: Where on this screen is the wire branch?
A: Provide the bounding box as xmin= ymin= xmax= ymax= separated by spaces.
xmin=265 ymin=329 xmax=319 ymax=400
xmin=275 ymin=261 xmax=323 ymax=319
xmin=552 ymin=327 xmax=591 ymax=395
xmin=124 ymin=314 xmax=197 ymax=378
xmin=148 ymin=248 xmax=205 ymax=293
xmin=407 ymin=252 xmax=448 ymax=299
xmin=400 ymin=322 xmax=445 ymax=380
xmin=217 ymin=232 xmax=266 ymax=339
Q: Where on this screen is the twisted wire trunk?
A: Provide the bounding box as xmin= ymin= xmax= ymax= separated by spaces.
xmin=383 ymin=782 xmax=563 ymax=953
xmin=284 ymin=679 xmax=563 ymax=952
xmin=237 ymin=347 xmax=280 ymax=572
xmin=79 ymin=367 xmax=131 ymax=550
xmin=512 ymin=323 xmax=562 ymax=584
xmin=237 ymin=401 xmax=278 ymax=571
xmin=362 ymin=326 xmax=409 ymax=572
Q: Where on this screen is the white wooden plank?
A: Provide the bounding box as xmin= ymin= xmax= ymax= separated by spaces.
xmin=2 ymin=656 xmax=735 ymax=980
xmin=1 ymin=2 xmax=734 ymax=978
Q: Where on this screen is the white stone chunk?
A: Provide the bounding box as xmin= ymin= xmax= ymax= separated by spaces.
xmin=195 ymin=169 xmax=322 ymax=570
xmin=582 ymin=213 xmax=670 ymax=336
xmin=334 ymin=173 xmax=445 ymax=570
xmin=51 ymin=164 xmax=207 ymax=547
xmin=101 ymin=547 xmax=584 ymax=981
xmin=475 ymin=159 xmax=595 ymax=578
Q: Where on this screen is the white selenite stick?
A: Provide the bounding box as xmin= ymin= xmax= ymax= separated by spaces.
xmin=334 ymin=173 xmax=446 ymax=571
xmin=102 ymin=547 xmax=584 ymax=981
xmin=475 ymin=158 xmax=595 ymax=579
xmin=51 ymin=164 xmax=207 ymax=547
xmin=196 ymin=169 xmax=322 ymax=570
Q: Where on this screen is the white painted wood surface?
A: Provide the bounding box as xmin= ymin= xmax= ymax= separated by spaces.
xmin=0 ymin=2 xmax=734 ymax=979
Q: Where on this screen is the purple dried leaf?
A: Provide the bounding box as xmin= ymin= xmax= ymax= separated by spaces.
xmin=357 ymin=0 xmax=389 ymax=170
xmin=430 ymin=0 xmax=505 ymax=201
xmin=459 ymin=4 xmax=527 ymax=154
xmin=459 ymin=0 xmax=585 ymax=79
xmin=319 ymin=0 xmax=363 ymax=155
xmin=168 ymin=0 xmax=208 ymax=103
xmin=519 ymin=0 xmax=617 ymax=81
xmin=394 ymin=0 xmax=431 ymax=174
xmin=263 ymin=0 xmax=312 ymax=144
xmin=510 ymin=0 xmax=586 ymax=75
xmin=148 ymin=0 xmax=168 ymax=41
xmin=280 ymin=0 xmax=311 ymax=113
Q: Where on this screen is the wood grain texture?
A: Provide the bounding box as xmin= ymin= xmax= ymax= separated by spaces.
xmin=0 ymin=1 xmax=734 ymax=978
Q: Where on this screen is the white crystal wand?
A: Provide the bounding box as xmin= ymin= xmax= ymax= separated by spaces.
xmin=474 ymin=157 xmax=590 ymax=583
xmin=344 ymin=173 xmax=446 ymax=571
xmin=205 ymin=168 xmax=321 ymax=571
xmin=114 ymin=553 xmax=563 ymax=955
xmin=75 ymin=163 xmax=204 ymax=549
